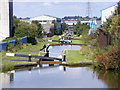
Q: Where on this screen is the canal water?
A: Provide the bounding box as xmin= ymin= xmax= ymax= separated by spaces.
xmin=0 ymin=45 xmax=119 ymax=88
xmin=49 ymin=45 xmax=81 ymax=58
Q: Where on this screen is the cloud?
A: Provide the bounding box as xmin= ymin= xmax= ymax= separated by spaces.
xmin=54 ymin=0 xmax=60 ymax=4
xmin=42 ymin=2 xmax=52 ymax=7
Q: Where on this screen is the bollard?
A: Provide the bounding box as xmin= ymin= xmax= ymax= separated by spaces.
xmin=45 ymin=51 xmax=49 ymax=57
xmin=39 ymin=58 xmax=42 ymax=65
xmin=28 ymin=54 xmax=31 ymax=62
xmin=63 ymin=54 xmax=66 ymax=61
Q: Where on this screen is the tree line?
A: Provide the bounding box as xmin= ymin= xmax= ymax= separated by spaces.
xmin=103 ymin=1 xmax=120 ymax=45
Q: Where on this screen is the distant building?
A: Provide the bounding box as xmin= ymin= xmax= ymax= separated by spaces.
xmin=62 ymin=19 xmax=78 ymax=31
xmin=101 ymin=4 xmax=117 ymax=24
xmin=30 ymin=15 xmax=57 ymax=24
xmin=19 ymin=17 xmax=30 ymax=23
xmin=30 ymin=15 xmax=62 ymax=36
xmin=42 ymin=23 xmax=54 ymax=37
xmin=0 ymin=0 xmax=13 ymax=42
xmin=63 ymin=19 xmax=78 ymax=26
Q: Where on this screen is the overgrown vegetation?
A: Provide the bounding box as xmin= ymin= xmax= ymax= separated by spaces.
xmin=95 ymin=2 xmax=120 ymax=70
xmin=103 ymin=2 xmax=120 ymax=46
xmin=96 ymin=46 xmax=120 ymax=70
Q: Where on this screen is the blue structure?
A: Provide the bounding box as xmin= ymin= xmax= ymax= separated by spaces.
xmin=0 ymin=37 xmax=27 ymax=51
xmin=8 ymin=40 xmax=16 ymax=46
xmin=88 ymin=20 xmax=97 ymax=35
xmin=0 ymin=42 xmax=7 ymax=51
xmin=21 ymin=37 xmax=27 ymax=44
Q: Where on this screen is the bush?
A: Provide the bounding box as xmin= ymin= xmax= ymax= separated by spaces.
xmin=27 ymin=37 xmax=37 ymax=45
xmin=15 ymin=38 xmax=21 ymax=45
xmin=80 ymin=46 xmax=96 ymax=60
xmin=96 ymin=46 xmax=120 ymax=70
xmin=7 ymin=42 xmax=14 ymax=52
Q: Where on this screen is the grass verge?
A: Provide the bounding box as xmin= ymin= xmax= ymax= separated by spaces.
xmin=66 ymin=50 xmax=94 ymax=63
xmin=72 ymin=40 xmax=84 ymax=44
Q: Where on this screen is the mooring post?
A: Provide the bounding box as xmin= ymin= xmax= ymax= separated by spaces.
xmin=45 ymin=51 xmax=49 ymax=57
xmin=63 ymin=54 xmax=66 ymax=61
xmin=28 ymin=54 xmax=31 ymax=62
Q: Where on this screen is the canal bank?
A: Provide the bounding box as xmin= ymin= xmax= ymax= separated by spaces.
xmin=1 ymin=34 xmax=95 ymax=72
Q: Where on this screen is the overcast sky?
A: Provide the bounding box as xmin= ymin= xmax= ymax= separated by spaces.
xmin=13 ymin=1 xmax=118 ymax=18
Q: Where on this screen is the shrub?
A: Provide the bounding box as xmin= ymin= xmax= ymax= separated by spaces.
xmin=80 ymin=46 xmax=96 ymax=60
xmin=27 ymin=37 xmax=37 ymax=45
xmin=96 ymin=45 xmax=120 ymax=70
xmin=7 ymin=42 xmax=14 ymax=52
xmin=15 ymin=38 xmax=21 ymax=45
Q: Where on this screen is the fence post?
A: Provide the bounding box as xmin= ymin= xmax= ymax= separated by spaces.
xmin=28 ymin=54 xmax=31 ymax=62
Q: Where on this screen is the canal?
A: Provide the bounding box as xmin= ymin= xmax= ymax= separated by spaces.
xmin=0 ymin=45 xmax=119 ymax=88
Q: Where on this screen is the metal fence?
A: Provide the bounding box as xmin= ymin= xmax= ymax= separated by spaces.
xmin=0 ymin=37 xmax=27 ymax=51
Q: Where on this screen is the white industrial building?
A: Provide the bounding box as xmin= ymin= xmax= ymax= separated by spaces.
xmin=101 ymin=4 xmax=117 ymax=24
xmin=30 ymin=15 xmax=62 ymax=36
xmin=0 ymin=0 xmax=13 ymax=42
xmin=30 ymin=15 xmax=58 ymax=24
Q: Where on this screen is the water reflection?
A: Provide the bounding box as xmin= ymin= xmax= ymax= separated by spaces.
xmin=0 ymin=72 xmax=14 ymax=89
xmin=94 ymin=70 xmax=120 ymax=88
xmin=1 ymin=65 xmax=119 ymax=88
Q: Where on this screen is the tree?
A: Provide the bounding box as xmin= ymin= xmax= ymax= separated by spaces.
xmin=114 ymin=1 xmax=120 ymax=15
xmin=32 ymin=21 xmax=43 ymax=38
xmin=14 ymin=22 xmax=37 ymax=38
xmin=74 ymin=20 xmax=81 ymax=35
xmin=61 ymin=23 xmax=68 ymax=31
xmin=52 ymin=20 xmax=59 ymax=35
xmin=103 ymin=1 xmax=120 ymax=45
xmin=74 ymin=20 xmax=90 ymax=36
xmin=13 ymin=16 xmax=20 ymax=37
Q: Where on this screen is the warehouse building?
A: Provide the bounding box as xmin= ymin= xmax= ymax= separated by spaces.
xmin=101 ymin=4 xmax=117 ymax=24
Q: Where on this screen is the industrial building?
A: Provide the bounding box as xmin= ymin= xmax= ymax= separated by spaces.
xmin=101 ymin=4 xmax=117 ymax=24
xmin=30 ymin=15 xmax=62 ymax=36
xmin=30 ymin=15 xmax=58 ymax=24
xmin=0 ymin=0 xmax=13 ymax=42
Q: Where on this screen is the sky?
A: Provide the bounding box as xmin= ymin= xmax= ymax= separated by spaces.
xmin=13 ymin=1 xmax=118 ymax=18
